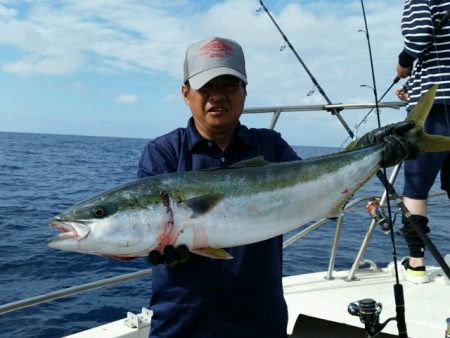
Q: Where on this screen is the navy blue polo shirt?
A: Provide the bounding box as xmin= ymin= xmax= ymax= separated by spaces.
xmin=138 ymin=117 xmax=299 ymax=338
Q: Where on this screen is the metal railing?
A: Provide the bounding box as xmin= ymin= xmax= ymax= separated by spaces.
xmin=0 ymin=269 xmax=152 ymax=315
xmin=243 ymin=101 xmax=405 ymax=131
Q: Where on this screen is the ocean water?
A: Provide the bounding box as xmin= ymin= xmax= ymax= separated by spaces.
xmin=0 ymin=131 xmax=448 ymax=338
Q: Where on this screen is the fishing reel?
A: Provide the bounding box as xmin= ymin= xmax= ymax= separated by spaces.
xmin=366 ymin=199 xmax=391 ymax=234
xmin=348 ymin=298 xmax=395 ymax=337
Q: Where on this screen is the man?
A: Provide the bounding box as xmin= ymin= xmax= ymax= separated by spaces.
xmin=138 ymin=36 xmax=417 ymax=338
xmin=396 ymin=0 xmax=450 ymax=284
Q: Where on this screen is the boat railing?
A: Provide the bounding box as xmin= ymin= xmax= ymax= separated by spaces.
xmin=2 ymin=100 xmax=419 ymax=315
xmin=242 ymin=101 xmax=405 ymax=130
xmin=0 ymin=269 xmax=153 ymax=315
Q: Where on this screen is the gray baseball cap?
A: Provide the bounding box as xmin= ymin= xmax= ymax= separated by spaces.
xmin=183 ymin=37 xmax=247 ymax=90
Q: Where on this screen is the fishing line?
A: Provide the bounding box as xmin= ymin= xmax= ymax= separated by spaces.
xmin=359 ymin=1 xmax=408 ymax=337
xmin=359 ymin=5 xmax=380 ymax=128
xmin=257 ymin=0 xmax=355 ymax=139
xmin=340 ymin=77 xmax=401 ymax=147
xmin=360 ymin=0 xmax=400 ymax=265
xmin=359 ymin=0 xmax=400 ymax=279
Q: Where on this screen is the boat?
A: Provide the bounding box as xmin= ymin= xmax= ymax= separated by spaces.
xmin=1 ymin=102 xmax=449 ymax=337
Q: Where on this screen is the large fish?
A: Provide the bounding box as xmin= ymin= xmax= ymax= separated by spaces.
xmin=47 ymin=85 xmax=450 ymax=259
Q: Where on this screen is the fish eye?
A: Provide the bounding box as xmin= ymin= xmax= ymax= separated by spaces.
xmin=91 ymin=203 xmax=118 ymax=219
xmin=92 ymin=206 xmax=107 ymax=218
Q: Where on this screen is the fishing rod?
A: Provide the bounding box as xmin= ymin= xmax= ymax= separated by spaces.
xmin=353 ymin=4 xmax=450 ymax=337
xmin=349 ymin=2 xmax=409 ymax=337
xmin=359 ymin=0 xmax=381 ymax=128
xmin=258 ymin=0 xmax=355 ymax=139
xmin=258 ymin=2 xmax=405 ymax=333
xmin=377 ymin=171 xmax=450 ymax=281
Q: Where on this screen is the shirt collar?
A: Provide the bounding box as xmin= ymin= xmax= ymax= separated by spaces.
xmin=186 ymin=117 xmax=253 ymax=151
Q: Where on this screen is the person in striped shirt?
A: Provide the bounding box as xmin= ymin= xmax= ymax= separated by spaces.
xmin=396 ymin=0 xmax=450 ymax=284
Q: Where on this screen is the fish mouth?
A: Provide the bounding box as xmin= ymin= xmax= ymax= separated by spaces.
xmin=47 ymin=220 xmax=91 ymax=243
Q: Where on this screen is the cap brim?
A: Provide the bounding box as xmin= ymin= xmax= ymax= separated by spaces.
xmin=188 ymin=67 xmax=247 ymax=90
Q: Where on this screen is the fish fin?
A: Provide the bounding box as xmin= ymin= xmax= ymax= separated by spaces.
xmin=405 ymin=84 xmax=450 ymax=152
xmin=405 ymin=84 xmax=436 ymax=128
xmin=181 ymin=193 xmax=223 ymax=218
xmin=228 ymin=156 xmax=269 ymax=168
xmin=418 ymin=133 xmax=450 ymax=152
xmin=202 ymin=156 xmax=269 ymax=171
xmin=191 ymin=247 xmax=233 ymax=259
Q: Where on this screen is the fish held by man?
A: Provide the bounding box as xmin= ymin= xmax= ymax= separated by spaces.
xmin=47 ymin=85 xmax=450 ymax=260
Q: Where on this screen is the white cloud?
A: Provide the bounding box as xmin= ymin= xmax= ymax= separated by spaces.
xmin=69 ymin=81 xmax=85 ymax=91
xmin=116 ymin=94 xmax=138 ymax=103
xmin=0 ymin=1 xmax=403 ymax=89
xmin=0 ymin=4 xmax=16 ymax=20
xmin=1 ymin=54 xmax=82 ymax=75
xmin=0 ymin=0 xmax=407 ymax=146
xmin=163 ymin=94 xmax=179 ymax=102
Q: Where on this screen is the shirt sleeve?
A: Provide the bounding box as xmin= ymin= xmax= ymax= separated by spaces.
xmin=137 ymin=141 xmax=176 ymax=178
xmin=401 ymin=0 xmax=434 ymax=59
xmin=274 ymin=132 xmax=301 ymax=162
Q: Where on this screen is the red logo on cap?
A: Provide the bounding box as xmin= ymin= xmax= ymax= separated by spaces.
xmin=199 ymin=39 xmax=234 ymax=58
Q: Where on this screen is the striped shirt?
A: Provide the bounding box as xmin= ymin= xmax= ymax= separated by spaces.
xmin=400 ymin=0 xmax=450 ymax=109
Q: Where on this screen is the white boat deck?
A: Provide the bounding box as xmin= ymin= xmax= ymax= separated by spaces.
xmin=284 ymin=262 xmax=449 ymax=337
xmin=65 ymin=259 xmax=449 ymax=338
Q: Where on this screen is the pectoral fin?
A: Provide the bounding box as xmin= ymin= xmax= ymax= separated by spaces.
xmin=181 ymin=193 xmax=224 ymax=218
xmin=191 ymin=247 xmax=233 ymax=259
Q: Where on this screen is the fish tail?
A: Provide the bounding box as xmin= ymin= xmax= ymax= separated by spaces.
xmin=405 ymin=84 xmax=450 ymax=152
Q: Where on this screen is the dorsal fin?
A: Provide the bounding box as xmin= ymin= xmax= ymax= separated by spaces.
xmin=202 ymin=156 xmax=269 ymax=171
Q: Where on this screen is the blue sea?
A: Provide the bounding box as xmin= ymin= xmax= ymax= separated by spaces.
xmin=0 ymin=131 xmax=448 ymax=338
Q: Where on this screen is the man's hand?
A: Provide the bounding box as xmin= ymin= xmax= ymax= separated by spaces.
xmin=396 ymin=81 xmax=409 ymax=102
xmin=147 ymin=245 xmax=191 ymax=268
xmin=381 ymin=134 xmax=419 ymax=167
xmin=347 ymin=120 xmax=419 ymax=168
xmin=396 ymin=88 xmax=409 ymax=102
xmin=396 ymin=63 xmax=411 ymax=79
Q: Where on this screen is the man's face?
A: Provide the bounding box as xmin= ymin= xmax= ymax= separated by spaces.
xmin=182 ymin=75 xmax=247 ymax=138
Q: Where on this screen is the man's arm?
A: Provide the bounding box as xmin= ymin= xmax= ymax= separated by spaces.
xmin=397 ymin=0 xmax=433 ymax=78
xmin=401 ymin=0 xmax=434 ymax=59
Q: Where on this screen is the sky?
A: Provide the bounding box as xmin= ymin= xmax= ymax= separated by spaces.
xmin=0 ymin=0 xmax=407 ymax=147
